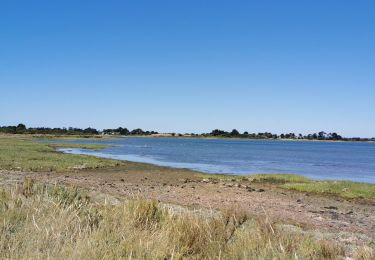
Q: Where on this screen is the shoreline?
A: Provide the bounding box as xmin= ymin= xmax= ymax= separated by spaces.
xmin=58 ymin=146 xmax=375 ymax=185
xmin=53 ymin=136 xmax=375 ymax=185
xmin=108 ymin=134 xmax=375 ymax=144
xmin=2 ymin=133 xmax=374 ymax=143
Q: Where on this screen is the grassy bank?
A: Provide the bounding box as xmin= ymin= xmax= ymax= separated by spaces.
xmin=281 ymin=181 xmax=375 ymax=200
xmin=2 ymin=180 xmax=372 ymax=259
xmin=198 ymin=173 xmax=375 ymax=200
xmin=0 ymin=135 xmax=121 ymax=172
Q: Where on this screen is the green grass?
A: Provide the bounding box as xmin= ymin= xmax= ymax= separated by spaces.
xmin=0 ymin=135 xmax=122 ymax=172
xmin=0 ymin=180 xmax=361 ymax=259
xmin=197 ymin=173 xmax=375 ymax=200
xmin=282 ymin=181 xmax=375 ymax=200
xmin=250 ymin=173 xmax=311 ymax=184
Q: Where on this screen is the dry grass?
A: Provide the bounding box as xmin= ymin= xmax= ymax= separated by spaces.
xmin=0 ymin=179 xmax=361 ymax=259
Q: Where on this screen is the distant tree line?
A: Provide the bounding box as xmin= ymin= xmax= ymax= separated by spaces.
xmin=0 ymin=124 xmax=157 ymax=136
xmin=0 ymin=124 xmax=99 ymax=135
xmin=102 ymin=127 xmax=158 ymax=136
xmin=0 ymin=124 xmax=373 ymax=141
xmin=203 ymin=129 xmax=374 ymax=142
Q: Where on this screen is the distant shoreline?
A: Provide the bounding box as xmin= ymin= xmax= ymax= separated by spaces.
xmin=1 ymin=132 xmax=374 ymax=143
xmin=115 ymin=134 xmax=375 ymax=143
xmin=2 ymin=124 xmax=374 ymax=142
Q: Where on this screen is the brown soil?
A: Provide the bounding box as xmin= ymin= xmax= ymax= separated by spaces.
xmin=1 ymin=162 xmax=374 ymax=243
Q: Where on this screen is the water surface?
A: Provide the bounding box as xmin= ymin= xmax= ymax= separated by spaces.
xmin=56 ymin=137 xmax=375 ymax=183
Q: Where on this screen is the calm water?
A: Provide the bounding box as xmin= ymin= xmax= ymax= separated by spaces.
xmin=57 ymin=137 xmax=375 ymax=183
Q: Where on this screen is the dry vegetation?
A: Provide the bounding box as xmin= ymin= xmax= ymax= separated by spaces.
xmin=1 ymin=179 xmax=373 ymax=259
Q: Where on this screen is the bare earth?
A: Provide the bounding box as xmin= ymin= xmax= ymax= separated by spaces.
xmin=1 ymin=162 xmax=374 ymax=247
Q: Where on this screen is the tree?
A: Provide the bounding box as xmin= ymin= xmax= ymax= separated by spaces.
xmin=17 ymin=123 xmax=26 ymax=130
xmin=330 ymin=132 xmax=342 ymax=140
xmin=210 ymin=129 xmax=226 ymax=136
xmin=231 ymin=129 xmax=240 ymax=136
xmin=318 ymin=131 xmax=326 ymax=139
xmin=119 ymin=128 xmax=130 ymax=135
xmin=131 ymin=128 xmax=144 ymax=135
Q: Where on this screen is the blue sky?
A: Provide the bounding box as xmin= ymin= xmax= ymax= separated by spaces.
xmin=0 ymin=1 xmax=374 ymax=137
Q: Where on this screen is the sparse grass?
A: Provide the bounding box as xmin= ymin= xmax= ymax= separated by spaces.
xmin=0 ymin=179 xmax=355 ymax=259
xmin=282 ymin=181 xmax=375 ymax=200
xmin=0 ymin=135 xmax=122 ymax=172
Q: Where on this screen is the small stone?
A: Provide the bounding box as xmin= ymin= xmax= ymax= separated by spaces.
xmin=120 ymin=178 xmax=125 ymax=182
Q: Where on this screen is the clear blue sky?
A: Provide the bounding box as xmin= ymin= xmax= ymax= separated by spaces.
xmin=1 ymin=1 xmax=374 ymax=137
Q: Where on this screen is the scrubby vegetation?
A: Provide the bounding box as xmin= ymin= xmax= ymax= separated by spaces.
xmin=0 ymin=135 xmax=121 ymax=172
xmin=1 ymin=179 xmax=369 ymax=259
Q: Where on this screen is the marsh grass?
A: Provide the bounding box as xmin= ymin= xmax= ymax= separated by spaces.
xmin=198 ymin=172 xmax=375 ymax=200
xmin=281 ymin=181 xmax=375 ymax=200
xmin=0 ymin=135 xmax=121 ymax=172
xmin=0 ymin=179 xmax=362 ymax=259
xmin=47 ymin=142 xmax=109 ymax=149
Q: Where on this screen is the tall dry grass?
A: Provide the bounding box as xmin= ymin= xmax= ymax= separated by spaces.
xmin=0 ymin=179 xmax=370 ymax=259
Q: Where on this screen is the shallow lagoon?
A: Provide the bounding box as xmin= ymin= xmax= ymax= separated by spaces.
xmin=57 ymin=137 xmax=375 ymax=183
